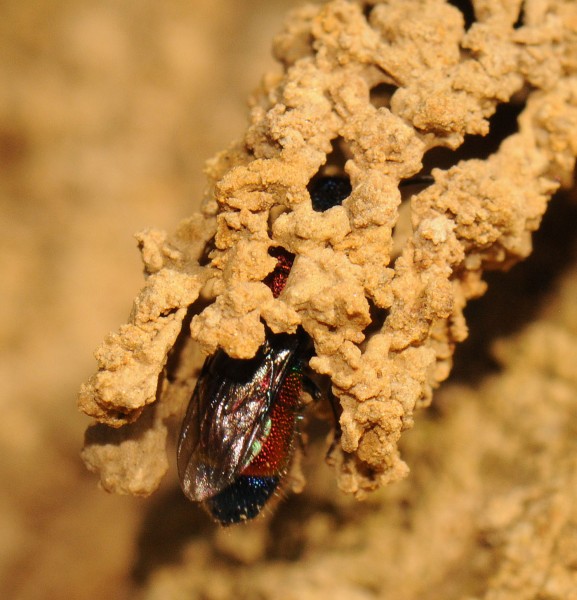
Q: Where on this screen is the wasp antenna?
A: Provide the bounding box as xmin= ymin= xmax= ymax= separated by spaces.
xmin=326 ymin=390 xmax=342 ymax=455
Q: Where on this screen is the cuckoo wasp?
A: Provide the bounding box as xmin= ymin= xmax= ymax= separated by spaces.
xmin=177 ymin=176 xmax=352 ymax=524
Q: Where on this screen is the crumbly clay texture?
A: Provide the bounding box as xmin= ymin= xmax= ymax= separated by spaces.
xmin=79 ymin=0 xmax=577 ymax=500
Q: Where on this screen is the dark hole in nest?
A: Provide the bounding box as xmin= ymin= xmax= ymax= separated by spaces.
xmin=369 ymin=81 xmax=397 ymax=110
xmin=198 ymin=236 xmax=216 ymax=267
xmin=307 ymin=137 xmax=352 ymax=211
xmin=324 ymin=136 xmax=350 ymax=171
xmin=361 ymin=298 xmax=390 ymax=349
xmin=362 ymin=3 xmax=375 ymax=21
xmin=420 ymin=96 xmax=527 ymax=176
xmin=446 ymin=0 xmax=476 ymax=30
xmin=308 ymin=175 xmax=352 ymax=212
xmin=387 ymin=176 xmax=435 ymax=269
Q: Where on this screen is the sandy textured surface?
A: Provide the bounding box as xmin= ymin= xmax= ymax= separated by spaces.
xmin=4 ymin=0 xmax=577 ymax=598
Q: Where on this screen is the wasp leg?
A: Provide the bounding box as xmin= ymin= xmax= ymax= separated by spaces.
xmin=302 ymin=375 xmax=323 ymax=404
xmin=302 ymin=374 xmax=342 ymax=462
xmin=325 ymin=389 xmax=342 ymax=461
xmin=399 ymin=174 xmax=435 ymax=188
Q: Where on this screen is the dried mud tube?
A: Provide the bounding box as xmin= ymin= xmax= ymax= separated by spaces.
xmin=79 ymin=0 xmax=577 ymax=500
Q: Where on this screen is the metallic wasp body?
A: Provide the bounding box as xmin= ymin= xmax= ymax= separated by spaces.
xmin=177 ymin=248 xmax=309 ymax=524
xmin=177 ymin=177 xmax=352 ymax=525
xmin=177 ymin=327 xmax=307 ymax=524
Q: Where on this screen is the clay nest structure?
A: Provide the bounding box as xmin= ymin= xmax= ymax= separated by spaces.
xmin=79 ymin=0 xmax=577 ymax=504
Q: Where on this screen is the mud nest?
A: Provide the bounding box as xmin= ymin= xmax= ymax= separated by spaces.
xmin=79 ymin=0 xmax=577 ymax=504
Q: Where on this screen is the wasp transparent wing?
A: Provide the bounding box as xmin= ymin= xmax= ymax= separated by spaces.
xmin=177 ymin=332 xmax=302 ymax=502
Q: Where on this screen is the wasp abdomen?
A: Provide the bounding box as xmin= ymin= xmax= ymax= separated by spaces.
xmin=204 ymin=346 xmax=305 ymax=524
xmin=178 ymin=246 xmax=310 ymax=525
xmin=205 ymin=475 xmax=280 ymax=525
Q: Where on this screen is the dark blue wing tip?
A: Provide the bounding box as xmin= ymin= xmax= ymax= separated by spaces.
xmin=205 ymin=475 xmax=280 ymax=525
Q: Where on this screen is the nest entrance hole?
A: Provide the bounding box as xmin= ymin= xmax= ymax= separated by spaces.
xmin=420 ymin=97 xmax=526 ymax=176
xmin=446 ymin=0 xmax=475 ymax=29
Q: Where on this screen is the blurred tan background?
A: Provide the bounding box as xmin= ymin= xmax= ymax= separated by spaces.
xmin=0 ymin=1 xmax=301 ymax=598
xmin=4 ymin=1 xmax=577 ymax=599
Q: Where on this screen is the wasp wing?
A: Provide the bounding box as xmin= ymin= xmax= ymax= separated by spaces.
xmin=177 ymin=332 xmax=302 ymax=502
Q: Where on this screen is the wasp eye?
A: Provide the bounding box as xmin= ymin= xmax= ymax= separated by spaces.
xmin=308 ymin=176 xmax=352 ymax=212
